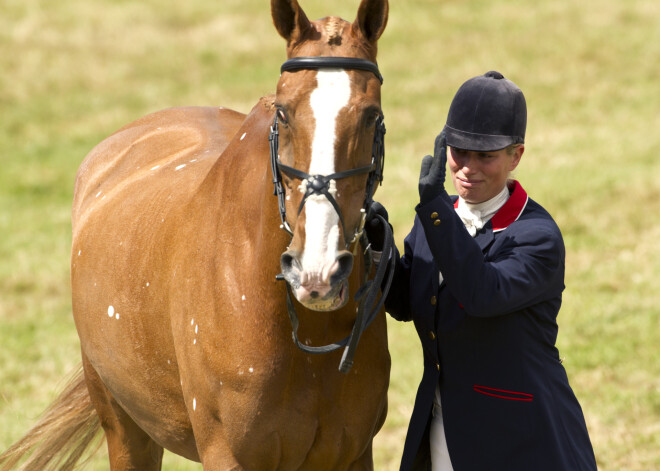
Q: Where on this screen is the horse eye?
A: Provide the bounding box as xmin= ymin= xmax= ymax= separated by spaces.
xmin=365 ymin=110 xmax=381 ymax=127
xmin=277 ymin=108 xmax=288 ymax=125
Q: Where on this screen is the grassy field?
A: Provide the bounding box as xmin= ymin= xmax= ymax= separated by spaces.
xmin=1 ymin=0 xmax=659 ymax=469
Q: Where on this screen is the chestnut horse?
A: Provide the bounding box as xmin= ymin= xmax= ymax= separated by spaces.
xmin=0 ymin=0 xmax=391 ymax=470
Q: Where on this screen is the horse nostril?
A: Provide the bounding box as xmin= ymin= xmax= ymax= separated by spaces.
xmin=281 ymin=251 xmax=300 ymax=272
xmin=280 ymin=251 xmax=302 ymax=288
xmin=281 ymin=252 xmax=294 ymax=271
xmin=330 ymin=251 xmax=354 ymax=284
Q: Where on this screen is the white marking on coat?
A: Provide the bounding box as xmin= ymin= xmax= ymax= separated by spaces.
xmin=195 ymin=324 xmax=198 ymax=334
xmin=191 ymin=319 xmax=194 ymax=326
xmin=115 ymin=313 xmax=120 ymax=320
xmin=107 ymin=306 xmax=115 ymax=317
xmin=175 ymin=164 xmax=186 ymax=171
xmin=240 ymin=132 xmax=247 ymax=141
xmin=78 ymin=250 xmax=81 ymax=256
xmin=95 ymin=191 xmax=102 ymax=198
xmin=302 ymin=70 xmax=350 ymax=274
xmin=249 ymin=367 xmax=254 ymax=373
xmin=241 ymin=295 xmax=246 ymax=301
xmin=151 ymin=165 xmax=160 ymax=170
xmin=146 ymin=282 xmax=150 ymax=287
xmin=193 ymin=398 xmax=197 ymax=411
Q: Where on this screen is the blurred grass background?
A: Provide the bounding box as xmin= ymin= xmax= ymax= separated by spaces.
xmin=1 ymin=0 xmax=659 ymax=469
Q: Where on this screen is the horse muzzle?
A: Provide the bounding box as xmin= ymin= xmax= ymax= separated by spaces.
xmin=280 ymin=249 xmax=353 ymax=311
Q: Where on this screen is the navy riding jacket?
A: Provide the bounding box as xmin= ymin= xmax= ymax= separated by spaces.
xmin=386 ymin=181 xmax=597 ymax=471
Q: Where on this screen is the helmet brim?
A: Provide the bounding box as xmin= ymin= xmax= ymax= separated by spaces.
xmin=444 ymin=125 xmax=522 ymax=152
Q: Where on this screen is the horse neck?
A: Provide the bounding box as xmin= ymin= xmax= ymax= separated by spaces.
xmin=202 ymin=97 xmax=287 ymax=250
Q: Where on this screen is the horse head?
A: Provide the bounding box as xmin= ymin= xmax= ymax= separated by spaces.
xmin=270 ymin=0 xmax=388 ymax=312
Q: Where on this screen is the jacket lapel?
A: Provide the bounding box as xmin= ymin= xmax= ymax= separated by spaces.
xmin=474 ymin=226 xmax=495 ymax=251
xmin=453 ymin=180 xmax=529 ymax=252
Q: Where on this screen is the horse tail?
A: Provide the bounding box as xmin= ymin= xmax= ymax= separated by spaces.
xmin=0 ymin=366 xmax=103 ymax=471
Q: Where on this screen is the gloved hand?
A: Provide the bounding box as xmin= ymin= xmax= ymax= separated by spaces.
xmin=365 ymin=201 xmax=390 ymax=252
xmin=418 ymin=131 xmax=450 ymax=205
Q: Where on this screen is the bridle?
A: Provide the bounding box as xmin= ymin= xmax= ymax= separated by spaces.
xmin=269 ymin=56 xmax=394 ymax=373
xmin=270 ymin=57 xmax=386 ymax=244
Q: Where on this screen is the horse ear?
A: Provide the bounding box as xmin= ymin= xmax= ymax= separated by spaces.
xmin=353 ymin=0 xmax=389 ymax=43
xmin=271 ymin=0 xmax=312 ymax=44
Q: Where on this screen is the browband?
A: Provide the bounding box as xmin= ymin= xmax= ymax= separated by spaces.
xmin=281 ymin=57 xmax=384 ymax=84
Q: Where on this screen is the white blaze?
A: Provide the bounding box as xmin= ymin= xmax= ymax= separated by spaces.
xmin=302 ymin=70 xmax=351 ymax=278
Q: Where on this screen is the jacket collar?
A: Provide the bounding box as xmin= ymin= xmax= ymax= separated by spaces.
xmin=491 ymin=180 xmax=528 ymax=232
xmin=453 ymin=180 xmax=528 ymax=233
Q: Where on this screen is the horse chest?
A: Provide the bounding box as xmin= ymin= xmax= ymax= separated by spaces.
xmin=212 ymin=372 xmax=383 ymax=470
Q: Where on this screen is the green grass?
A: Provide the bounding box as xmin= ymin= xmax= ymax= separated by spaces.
xmin=1 ymin=0 xmax=659 ymax=469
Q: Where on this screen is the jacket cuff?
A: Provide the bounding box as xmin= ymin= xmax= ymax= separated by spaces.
xmin=415 ymin=192 xmax=457 ymax=234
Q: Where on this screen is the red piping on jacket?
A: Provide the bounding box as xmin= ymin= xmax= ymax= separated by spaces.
xmin=473 ymin=384 xmax=534 ymax=402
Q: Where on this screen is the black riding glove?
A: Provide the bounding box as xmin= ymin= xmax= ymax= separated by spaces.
xmin=365 ymin=201 xmax=390 ymax=252
xmin=418 ymin=131 xmax=451 ymax=205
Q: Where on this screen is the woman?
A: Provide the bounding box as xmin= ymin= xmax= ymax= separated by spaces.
xmin=368 ymin=71 xmax=597 ymax=470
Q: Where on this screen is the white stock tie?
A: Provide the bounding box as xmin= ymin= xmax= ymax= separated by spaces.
xmin=455 ymin=185 xmax=510 ymax=237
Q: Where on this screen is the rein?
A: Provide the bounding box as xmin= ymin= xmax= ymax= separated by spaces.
xmin=269 ymin=56 xmax=394 ymax=373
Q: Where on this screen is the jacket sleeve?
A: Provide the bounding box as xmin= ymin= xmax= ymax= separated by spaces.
xmin=416 ymin=194 xmax=565 ymax=318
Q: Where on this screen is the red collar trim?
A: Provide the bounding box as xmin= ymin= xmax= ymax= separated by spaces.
xmin=453 ymin=180 xmax=529 ymax=232
xmin=492 ymin=180 xmax=528 ymax=232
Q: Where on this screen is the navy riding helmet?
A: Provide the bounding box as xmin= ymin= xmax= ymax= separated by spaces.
xmin=444 ymin=71 xmax=527 ymax=152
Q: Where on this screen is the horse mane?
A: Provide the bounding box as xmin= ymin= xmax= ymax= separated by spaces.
xmin=260 ymin=94 xmax=276 ymax=111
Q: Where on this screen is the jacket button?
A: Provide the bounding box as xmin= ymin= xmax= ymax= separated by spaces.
xmin=433 ymin=219 xmax=441 ymax=226
xmin=430 ymin=296 xmax=437 ymax=305
xmin=436 ymin=363 xmax=440 ymax=371
xmin=429 ymin=331 xmax=436 ymax=340
xmin=430 ymin=212 xmax=439 ymax=219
